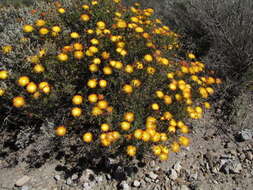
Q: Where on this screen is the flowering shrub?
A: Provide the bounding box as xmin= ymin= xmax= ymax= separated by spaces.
xmin=0 ymin=0 xmax=221 ymax=161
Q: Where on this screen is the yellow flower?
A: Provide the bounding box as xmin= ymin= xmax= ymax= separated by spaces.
xmin=74 ymin=51 xmax=84 ymax=59
xmin=72 ymin=95 xmax=83 ymax=105
xmin=151 ymin=103 xmax=159 ymax=110
xmin=35 ymin=19 xmax=46 ymax=27
xmin=91 ymin=0 xmax=98 ymax=5
xmin=73 ymin=43 xmax=83 ymax=51
xmin=52 ymin=26 xmax=61 ymax=33
xmin=89 ymin=46 xmax=98 ymax=53
xmin=88 ymin=94 xmax=98 ymax=103
xmin=124 ymin=112 xmax=135 ymax=122
xmin=87 ymin=79 xmax=97 ymax=88
xmin=135 ymin=27 xmax=144 ymax=33
xmin=33 ymin=64 xmax=45 ymax=73
xmin=71 ymin=107 xmax=82 ymax=117
xmin=83 ymin=132 xmax=93 ymax=143
xmin=39 ymin=82 xmax=49 ymax=90
xmin=159 ymin=153 xmax=169 ymax=161
xmin=188 ymin=53 xmax=196 ymax=59
xmin=57 ymin=53 xmax=68 ymax=61
xmin=39 ymin=27 xmax=49 ymax=35
xmin=152 ymin=145 xmax=162 ymax=155
xmin=117 ymin=20 xmax=127 ymax=28
xmin=38 ymin=49 xmax=46 ymax=57
xmin=147 ymin=66 xmax=156 ymax=74
xmin=55 ymin=126 xmax=67 ymax=136
xmin=103 ymin=66 xmax=112 ymax=75
xmin=131 ymin=79 xmax=141 ymax=87
xmin=97 ymin=100 xmax=108 ymax=109
xmin=89 ymin=64 xmax=99 ymax=72
xmin=178 ymin=136 xmax=190 ymax=147
xmin=87 ymin=29 xmax=94 ymax=34
xmin=13 ymin=96 xmax=25 ymax=108
xmin=126 ymin=145 xmax=136 ymax=157
xmin=90 ymin=38 xmax=99 ymax=45
xmin=120 ymin=121 xmax=131 ymax=131
xmin=70 ymin=32 xmax=80 ymax=38
xmin=93 ymin=58 xmax=101 ymax=64
xmin=91 ymin=106 xmax=103 ymax=116
xmin=82 ymin=4 xmax=89 ymax=9
xmin=155 ymin=90 xmax=164 ymax=98
xmin=0 ymin=70 xmax=8 ymax=80
xmin=99 ymin=79 xmax=107 ymax=88
xmin=80 ymin=14 xmax=90 ymax=21
xmin=134 ymin=129 xmax=143 ymax=139
xmin=26 ymin=82 xmax=37 ymax=93
xmin=0 ymin=88 xmax=5 ymax=96
xmin=122 ymin=84 xmax=133 ymax=94
xmin=23 ymin=25 xmax=34 ymax=33
xmin=144 ymin=54 xmax=153 ymax=62
xmin=58 ymin=8 xmax=65 ymax=14
xmin=101 ymin=123 xmax=110 ymax=132
xmin=171 ymin=142 xmax=180 ymax=152
xmin=2 ymin=45 xmax=12 ymax=54
xmin=96 ymin=21 xmax=106 ymax=30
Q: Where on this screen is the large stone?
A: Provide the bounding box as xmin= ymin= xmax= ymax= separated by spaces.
xmin=15 ymin=175 xmax=31 ymax=187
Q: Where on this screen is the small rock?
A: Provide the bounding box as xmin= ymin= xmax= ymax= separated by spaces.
xmin=225 ymin=142 xmax=234 ymax=148
xmin=106 ymin=174 xmax=111 ymax=180
xmin=211 ymin=166 xmax=219 ymax=174
xmin=95 ymin=175 xmax=103 ymax=183
xmin=180 ymin=185 xmax=190 ymax=190
xmin=174 ymin=162 xmax=182 ymax=173
xmin=150 ymin=160 xmax=156 ymax=168
xmin=148 ymin=171 xmax=158 ymax=180
xmin=220 ymin=160 xmax=242 ymax=174
xmin=169 ymin=169 xmax=178 ymax=180
xmin=54 ymin=175 xmax=61 ymax=181
xmin=80 ymin=169 xmax=95 ymax=182
xmin=220 ymin=160 xmax=231 ymax=174
xmin=239 ymin=129 xmax=253 ymax=141
xmin=15 ymin=175 xmax=31 ymax=187
xmin=132 ymin=180 xmax=141 ymax=187
xmin=21 ymin=186 xmax=29 ymax=190
xmin=189 ymin=172 xmax=198 ymax=181
xmin=71 ymin=174 xmax=78 ymax=180
xmin=246 ymin=151 xmax=253 ymax=161
xmin=82 ymin=182 xmax=95 ymax=190
xmin=230 ymin=161 xmax=242 ymax=174
xmin=144 ymin=177 xmax=151 ymax=183
xmin=239 ymin=153 xmax=246 ymax=161
xmin=119 ymin=181 xmax=131 ymax=190
xmin=229 ymin=150 xmax=237 ymax=156
xmin=66 ymin=178 xmax=72 ymax=185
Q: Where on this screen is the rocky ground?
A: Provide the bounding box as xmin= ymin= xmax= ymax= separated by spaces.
xmin=0 ymin=1 xmax=253 ymax=190
xmin=1 ymin=96 xmax=253 ymax=190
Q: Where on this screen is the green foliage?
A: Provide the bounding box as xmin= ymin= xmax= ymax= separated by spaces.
xmin=0 ymin=0 xmax=221 ymax=162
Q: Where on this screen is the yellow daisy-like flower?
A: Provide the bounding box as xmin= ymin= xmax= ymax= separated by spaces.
xmin=2 ymin=45 xmax=12 ymax=54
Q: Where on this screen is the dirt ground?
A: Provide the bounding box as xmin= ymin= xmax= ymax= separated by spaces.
xmin=1 ymin=99 xmax=253 ymax=190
